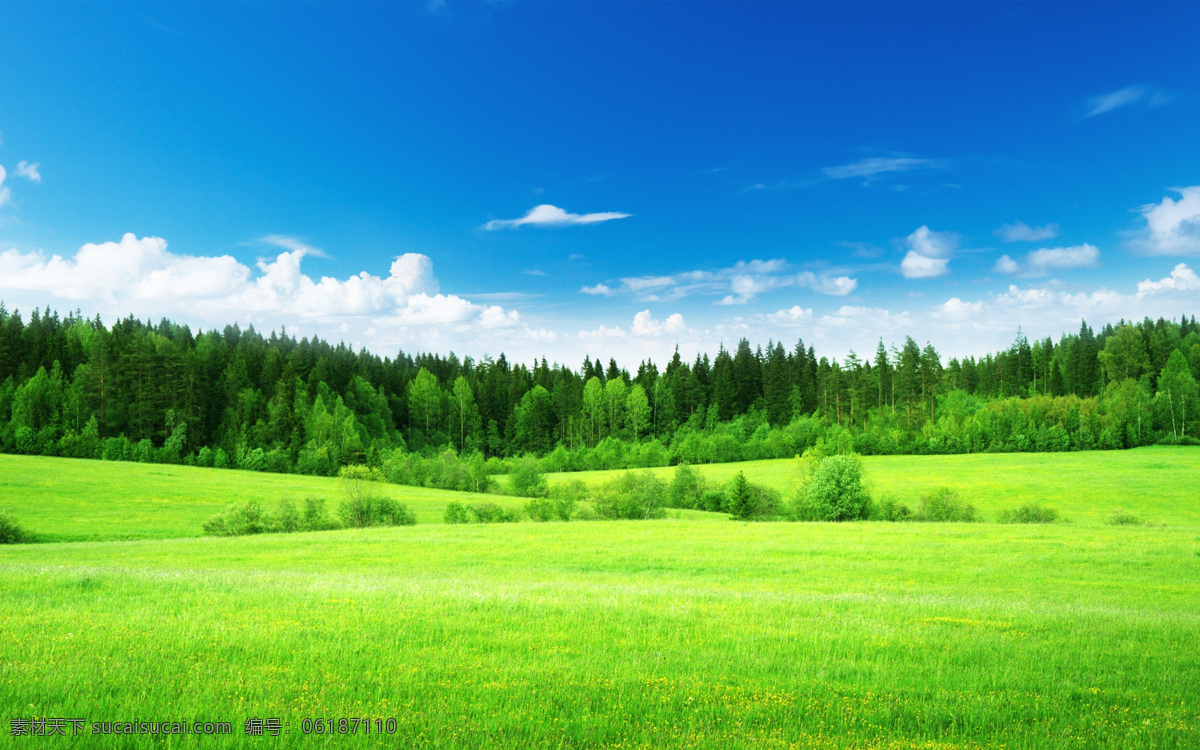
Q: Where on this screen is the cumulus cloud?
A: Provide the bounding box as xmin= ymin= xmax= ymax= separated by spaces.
xmin=15 ymin=161 xmax=41 ymax=183
xmin=1137 ymin=263 xmax=1200 ymax=295
xmin=934 ymin=297 xmax=984 ymax=321
xmin=995 ymin=221 xmax=1059 ymax=242
xmin=1085 ymin=86 xmax=1170 ymax=118
xmin=1129 ymin=187 xmax=1200 ymax=255
xmin=482 ymin=204 xmax=630 ymax=230
xmin=0 ymin=233 xmax=546 ymax=358
xmin=993 ymin=244 xmax=1100 ymax=277
xmin=589 ymin=258 xmax=856 ymax=305
xmin=631 ymin=310 xmax=686 ymax=336
xmin=900 ymin=225 xmax=957 ymax=279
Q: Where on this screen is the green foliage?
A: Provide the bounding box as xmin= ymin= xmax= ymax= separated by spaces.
xmin=444 ymin=501 xmax=470 ymax=524
xmin=548 ymin=479 xmax=585 ymax=521
xmin=997 ymin=503 xmax=1059 ymax=524
xmin=795 ymin=454 xmax=871 ymax=521
xmin=873 ymin=497 xmax=914 ymax=522
xmin=667 ymin=463 xmax=707 ymax=509
xmin=467 ymin=502 xmax=522 ymax=523
xmin=337 ymin=465 xmax=415 ymax=528
xmin=202 ymin=500 xmax=271 ymax=536
xmin=0 ymin=509 xmax=31 ymax=544
xmin=524 ymin=497 xmax=556 ymax=522
xmin=301 ymin=497 xmax=339 ymax=531
xmin=508 ymin=454 xmax=549 ymax=498
xmin=593 ymin=471 xmax=668 ymax=520
xmin=1106 ymin=508 xmax=1145 ymax=526
xmin=915 ymin=487 xmax=978 ymax=522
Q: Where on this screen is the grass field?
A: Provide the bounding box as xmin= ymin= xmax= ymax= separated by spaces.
xmin=2 ymin=448 xmax=1199 ymax=748
xmin=3 ymin=446 xmax=1198 ymax=543
xmin=549 ymin=446 xmax=1200 ymax=526
xmin=2 ymin=521 xmax=1198 ymax=748
xmin=0 ymin=456 xmax=529 ymax=542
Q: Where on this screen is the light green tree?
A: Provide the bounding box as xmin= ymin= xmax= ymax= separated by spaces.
xmin=407 ymin=368 xmax=442 ymax=434
xmin=626 ymin=383 xmax=650 ymax=439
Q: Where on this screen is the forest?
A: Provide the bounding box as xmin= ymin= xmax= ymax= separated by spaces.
xmin=1 ymin=301 xmax=1198 ymax=485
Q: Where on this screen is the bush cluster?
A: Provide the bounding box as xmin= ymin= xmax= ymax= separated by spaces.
xmin=203 ymin=464 xmax=416 ymax=535
xmin=1106 ymin=508 xmax=1145 ymax=526
xmin=0 ymin=509 xmax=31 ymax=544
xmin=997 ymin=502 xmax=1059 ymax=524
xmin=203 ymin=497 xmax=340 ymax=536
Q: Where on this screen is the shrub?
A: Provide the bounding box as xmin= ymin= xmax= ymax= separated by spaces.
xmin=593 ymin=471 xmax=667 ymax=520
xmin=997 ymin=502 xmax=1059 ymax=524
xmin=301 ymin=497 xmax=339 ymax=531
xmin=444 ymin=501 xmax=470 ymax=524
xmin=916 ymin=487 xmax=977 ymax=522
xmin=337 ymin=466 xmax=414 ymax=528
xmin=370 ymin=496 xmax=416 ymax=526
xmin=202 ymin=500 xmax=269 ymax=536
xmin=795 ymin=454 xmax=871 ymax=521
xmin=668 ymin=463 xmax=706 ymax=509
xmin=275 ymin=498 xmax=301 ymax=532
xmin=525 ymin=497 xmax=556 ymax=522
xmin=873 ymin=497 xmax=913 ymax=522
xmin=509 ymin=455 xmax=549 ymax=498
xmin=468 ymin=502 xmax=522 ymax=523
xmin=702 ymin=489 xmax=728 ymax=513
xmin=1106 ymin=508 xmax=1144 ymax=526
xmin=0 ymin=510 xmax=31 ymax=544
xmin=549 ymin=479 xmax=587 ymax=520
xmin=728 ymin=471 xmax=784 ymax=520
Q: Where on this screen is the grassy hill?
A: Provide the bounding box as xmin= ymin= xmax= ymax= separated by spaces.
xmin=2 ymin=448 xmax=1199 ymax=747
xmin=548 ymin=445 xmax=1200 ymax=526
xmin=0 ymin=455 xmax=528 ymax=542
xmin=1 ymin=446 xmax=1197 ymax=543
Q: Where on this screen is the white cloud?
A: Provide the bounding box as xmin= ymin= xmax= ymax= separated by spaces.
xmin=1130 ymin=187 xmax=1200 ymax=255
xmin=631 ymin=310 xmax=685 ymax=336
xmin=15 ymin=161 xmax=41 ymax=183
xmin=900 ymin=225 xmax=957 ymax=279
xmin=823 ymin=156 xmax=939 ymax=182
xmin=797 ymin=271 xmax=857 ymax=296
xmin=995 ymin=221 xmax=1059 ymax=242
xmin=0 ymin=166 xmax=10 ymax=207
xmin=767 ymin=305 xmax=813 ymax=325
xmin=994 ymin=255 xmax=1020 ymax=275
xmin=1137 ymin=263 xmax=1200 ymax=295
xmin=482 ymin=204 xmax=630 ymax=230
xmin=260 ymin=234 xmax=331 ymax=260
xmin=591 ymin=258 xmax=857 ymax=304
xmin=0 ymin=233 xmax=546 ymax=359
xmin=993 ymin=244 xmax=1100 ymax=277
xmin=1085 ymin=86 xmax=1169 ymax=118
xmin=934 ymin=297 xmax=983 ymax=321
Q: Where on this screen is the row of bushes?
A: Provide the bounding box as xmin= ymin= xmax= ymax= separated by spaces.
xmin=202 ymin=466 xmax=416 ymax=536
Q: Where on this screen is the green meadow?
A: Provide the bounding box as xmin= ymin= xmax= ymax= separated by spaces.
xmin=1 ymin=447 xmax=1199 ymax=748
xmin=551 ymin=446 xmax=1200 ymax=526
xmin=0 ymin=455 xmax=528 ymax=542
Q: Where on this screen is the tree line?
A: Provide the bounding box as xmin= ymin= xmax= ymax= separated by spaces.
xmin=1 ymin=301 xmax=1198 ymax=479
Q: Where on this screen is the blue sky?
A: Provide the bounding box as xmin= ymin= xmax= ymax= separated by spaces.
xmin=2 ymin=2 xmax=1199 ymax=366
